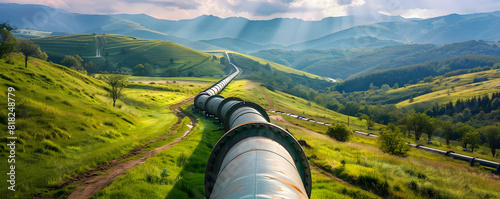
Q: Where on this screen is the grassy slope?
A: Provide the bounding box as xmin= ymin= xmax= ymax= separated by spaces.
xmin=208 ymin=50 xmax=322 ymax=79
xmin=396 ymin=69 xmax=500 ymax=107
xmin=230 ymin=80 xmax=500 ymax=199
xmin=79 ymin=77 xmax=500 ymax=199
xmin=33 ymin=34 xmax=225 ymax=77
xmin=0 ymin=54 xmax=212 ymax=198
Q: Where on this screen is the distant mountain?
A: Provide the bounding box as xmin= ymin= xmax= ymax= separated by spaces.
xmin=114 ymin=13 xmax=410 ymax=46
xmin=252 ymin=40 xmax=500 ymax=79
xmin=198 ymin=38 xmax=286 ymax=53
xmin=288 ymin=36 xmax=403 ymax=50
xmin=0 ymin=3 xmax=410 ymax=48
xmin=0 ymin=3 xmax=189 ymax=44
xmin=3 ymin=3 xmax=500 ymax=52
xmin=335 ymin=54 xmax=500 ymax=93
xmin=289 ymin=12 xmax=500 ymax=49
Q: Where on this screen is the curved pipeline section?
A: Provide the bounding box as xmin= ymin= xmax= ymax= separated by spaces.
xmin=194 ymin=52 xmax=312 ymax=198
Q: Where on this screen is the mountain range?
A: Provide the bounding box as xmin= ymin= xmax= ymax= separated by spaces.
xmin=0 ymin=3 xmax=408 ymax=52
xmin=2 ymin=3 xmax=500 ymax=53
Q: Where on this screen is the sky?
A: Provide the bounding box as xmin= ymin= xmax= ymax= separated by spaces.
xmin=2 ymin=0 xmax=500 ymax=21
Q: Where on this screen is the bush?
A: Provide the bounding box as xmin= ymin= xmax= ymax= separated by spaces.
xmin=379 ymin=124 xmax=411 ymax=157
xmin=327 ymin=124 xmax=352 ymax=142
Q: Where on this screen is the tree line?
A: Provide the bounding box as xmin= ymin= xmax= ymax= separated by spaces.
xmin=335 ymin=54 xmax=500 ymax=93
xmin=0 ymin=26 xmax=47 ymax=68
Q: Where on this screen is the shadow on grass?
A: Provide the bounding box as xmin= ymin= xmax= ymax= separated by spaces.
xmin=165 ymin=111 xmax=225 ymax=199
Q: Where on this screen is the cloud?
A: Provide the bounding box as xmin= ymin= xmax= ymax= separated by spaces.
xmin=1 ymin=0 xmax=500 ymax=20
xmin=337 ymin=0 xmax=353 ymax=6
xmin=122 ymin=0 xmax=200 ymax=10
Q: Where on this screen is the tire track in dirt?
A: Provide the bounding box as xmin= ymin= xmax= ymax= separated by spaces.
xmin=260 ymin=87 xmax=274 ymax=110
xmin=37 ymin=96 xmax=197 ymax=199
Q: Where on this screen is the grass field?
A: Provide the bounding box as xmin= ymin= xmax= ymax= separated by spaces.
xmin=2 ymin=51 xmax=500 ymax=198
xmin=0 ymin=54 xmax=211 ymax=198
xmin=207 ymin=50 xmax=322 ymax=79
xmin=33 ymin=34 xmax=226 ymax=77
xmin=93 ymin=77 xmax=500 ymax=199
xmin=396 ymin=69 xmax=500 ymax=107
xmin=222 ymin=79 xmax=500 ymax=198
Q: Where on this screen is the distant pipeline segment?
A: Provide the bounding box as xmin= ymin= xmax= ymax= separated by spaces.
xmin=353 ymin=131 xmax=499 ymax=173
xmin=195 ymin=52 xmax=311 ymax=198
xmin=274 ymin=106 xmax=500 ymax=174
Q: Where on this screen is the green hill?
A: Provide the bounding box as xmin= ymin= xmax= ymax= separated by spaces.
xmin=335 ymin=54 xmax=500 ymax=93
xmin=396 ymin=69 xmax=500 ymax=108
xmin=229 ymin=51 xmax=322 ymax=79
xmin=0 ymin=53 xmax=212 ymax=198
xmin=252 ymin=40 xmax=500 ymax=80
xmin=33 ymin=34 xmax=226 ymax=77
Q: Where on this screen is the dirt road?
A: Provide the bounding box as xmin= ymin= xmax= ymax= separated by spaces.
xmin=43 ymin=97 xmax=197 ymax=199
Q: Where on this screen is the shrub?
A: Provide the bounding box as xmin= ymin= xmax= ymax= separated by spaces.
xmin=327 ymin=123 xmax=352 ymax=142
xmin=378 ymin=124 xmax=411 ymax=157
xmin=176 ymin=152 xmax=189 ymax=167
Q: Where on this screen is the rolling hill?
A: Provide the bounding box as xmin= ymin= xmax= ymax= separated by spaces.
xmin=288 ymin=12 xmax=500 ymax=49
xmin=33 ymin=34 xmax=226 ymax=77
xmin=252 ymin=40 xmax=500 ymax=79
xmin=395 ymin=69 xmax=500 ymax=108
xmin=334 ymin=54 xmax=500 ymax=93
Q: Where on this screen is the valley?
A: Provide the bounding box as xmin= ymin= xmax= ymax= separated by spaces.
xmin=1 ymin=2 xmax=500 ymax=198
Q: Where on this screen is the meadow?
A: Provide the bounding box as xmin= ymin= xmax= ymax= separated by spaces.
xmin=1 ymin=53 xmax=499 ymax=199
xmin=396 ymin=69 xmax=500 ymax=107
xmin=0 ymin=54 xmax=212 ymax=198
xmin=33 ymin=34 xmax=226 ymax=77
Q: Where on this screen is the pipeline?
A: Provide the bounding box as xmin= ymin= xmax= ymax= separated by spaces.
xmin=353 ymin=130 xmax=499 ymax=173
xmin=195 ymin=52 xmax=312 ymax=198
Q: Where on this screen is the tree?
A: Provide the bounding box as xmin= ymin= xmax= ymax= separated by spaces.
xmin=481 ymin=126 xmax=499 ymax=156
xmin=18 ymin=38 xmax=43 ymax=68
xmin=132 ymin=63 xmax=153 ymax=76
xmin=462 ymin=131 xmax=481 ymax=152
xmin=342 ymin=102 xmax=360 ymax=116
xmin=423 ymin=76 xmax=433 ymax=83
xmin=103 ymin=75 xmax=127 ymax=107
xmin=491 ymin=98 xmax=500 ymax=110
xmin=327 ymin=123 xmax=352 ymax=142
xmin=369 ymin=83 xmax=379 ymax=90
xmin=392 ymin=83 xmax=399 ymax=89
xmin=422 ymin=118 xmax=437 ymax=141
xmin=381 ymin=84 xmax=391 ymax=91
xmin=405 ymin=112 xmax=430 ymax=140
xmin=379 ymin=123 xmax=411 ymax=157
xmin=61 ymin=54 xmax=83 ymax=70
xmin=170 ymin=58 xmax=174 ymax=64
xmin=0 ymin=23 xmax=13 ymax=31
xmin=366 ymin=118 xmax=375 ymax=129
xmin=456 ymin=125 xmax=475 ymax=145
xmin=0 ymin=29 xmax=18 ymax=56
xmin=462 ymin=108 xmax=471 ymax=121
xmin=84 ymin=61 xmax=99 ymax=74
xmin=440 ymin=121 xmax=454 ymax=145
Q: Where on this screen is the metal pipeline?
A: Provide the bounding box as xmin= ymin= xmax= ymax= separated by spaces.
xmin=357 ymin=131 xmax=499 ymax=173
xmin=194 ymin=52 xmax=312 ymax=198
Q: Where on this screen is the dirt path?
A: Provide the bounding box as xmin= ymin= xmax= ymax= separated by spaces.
xmin=260 ymin=87 xmax=274 ymax=110
xmin=95 ymin=35 xmax=102 ymax=57
xmin=42 ymin=96 xmax=197 ymax=199
xmin=270 ymin=115 xmax=329 ymax=140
